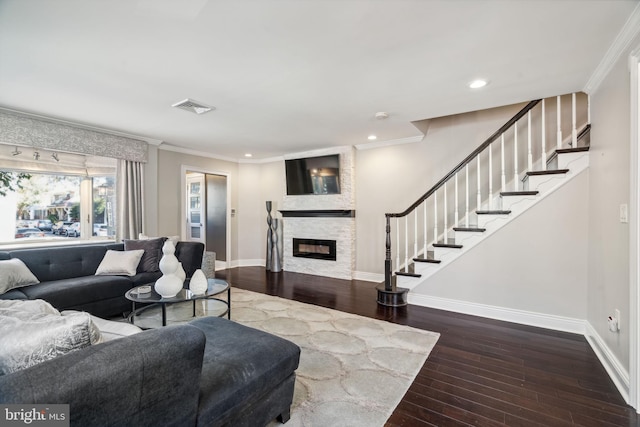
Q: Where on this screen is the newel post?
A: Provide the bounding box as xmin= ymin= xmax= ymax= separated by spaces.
xmin=377 ymin=214 xmax=408 ymax=307
xmin=384 ymin=215 xmax=392 ymax=291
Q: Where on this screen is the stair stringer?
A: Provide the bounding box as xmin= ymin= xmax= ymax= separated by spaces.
xmin=395 ymin=150 xmax=589 ymax=289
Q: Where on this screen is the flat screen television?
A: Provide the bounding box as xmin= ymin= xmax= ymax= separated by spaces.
xmin=285 ymin=154 xmax=341 ymax=195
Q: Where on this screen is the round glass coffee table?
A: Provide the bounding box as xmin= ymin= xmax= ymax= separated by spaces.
xmin=125 ymin=278 xmax=230 ymax=328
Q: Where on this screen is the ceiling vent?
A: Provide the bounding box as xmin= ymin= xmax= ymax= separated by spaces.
xmin=171 ymin=98 xmax=215 ymax=115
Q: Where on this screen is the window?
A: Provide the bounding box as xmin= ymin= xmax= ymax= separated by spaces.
xmin=0 ymin=146 xmax=117 ymax=245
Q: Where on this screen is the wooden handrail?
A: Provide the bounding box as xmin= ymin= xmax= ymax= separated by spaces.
xmin=385 ymin=99 xmax=541 ymax=219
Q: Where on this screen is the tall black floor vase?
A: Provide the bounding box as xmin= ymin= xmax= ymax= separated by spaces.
xmin=266 ymin=201 xmax=273 ymax=271
xmin=270 ymin=219 xmax=282 ymax=272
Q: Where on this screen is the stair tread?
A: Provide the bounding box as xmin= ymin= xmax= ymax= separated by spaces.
xmin=526 ymin=169 xmax=569 ymax=176
xmin=453 ymin=227 xmax=486 ymax=232
xmin=476 ymin=210 xmax=511 ymax=215
xmin=395 ymin=262 xmax=421 ymax=277
xmin=556 ymin=146 xmax=589 ymax=154
xmin=433 ymin=243 xmax=463 ymax=249
xmin=413 ymin=256 xmax=441 ymax=264
xmin=395 ymin=271 xmax=421 ymax=278
xmin=500 ymin=191 xmax=539 ymax=196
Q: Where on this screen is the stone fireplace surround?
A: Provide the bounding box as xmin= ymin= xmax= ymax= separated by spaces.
xmin=280 ymin=210 xmax=355 ymax=280
xmin=280 ymin=147 xmax=355 ymax=280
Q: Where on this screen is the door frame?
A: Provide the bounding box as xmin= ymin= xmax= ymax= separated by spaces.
xmin=180 ymin=165 xmax=231 ymax=269
xmin=185 ymin=172 xmax=206 ymax=245
xmin=630 ymin=46 xmax=640 ymax=412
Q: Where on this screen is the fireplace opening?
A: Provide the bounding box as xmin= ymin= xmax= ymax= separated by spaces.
xmin=293 ymin=238 xmax=337 ymax=261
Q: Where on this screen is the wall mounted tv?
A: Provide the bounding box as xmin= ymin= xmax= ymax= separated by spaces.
xmin=285 ymin=154 xmax=341 ymax=195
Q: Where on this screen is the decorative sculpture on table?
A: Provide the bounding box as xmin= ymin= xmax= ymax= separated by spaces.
xmin=155 ymin=240 xmax=183 ymax=298
xmin=266 ymin=201 xmax=273 ymax=271
xmin=189 ymin=269 xmax=208 ymax=294
xmin=202 ymin=251 xmax=216 ymax=278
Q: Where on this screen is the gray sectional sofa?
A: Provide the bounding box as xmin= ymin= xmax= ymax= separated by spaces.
xmin=0 ymin=242 xmax=302 ymax=426
xmin=0 ymin=316 xmax=301 ymax=427
xmin=0 ymin=241 xmax=204 ymax=318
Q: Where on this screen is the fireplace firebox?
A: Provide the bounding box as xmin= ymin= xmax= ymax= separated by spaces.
xmin=293 ymin=238 xmax=337 ymax=261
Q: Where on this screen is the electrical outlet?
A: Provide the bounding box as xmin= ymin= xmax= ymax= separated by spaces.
xmin=620 ymin=204 xmax=629 ymax=223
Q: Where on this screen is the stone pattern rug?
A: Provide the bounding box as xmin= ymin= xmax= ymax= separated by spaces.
xmin=136 ymin=288 xmax=440 ymax=426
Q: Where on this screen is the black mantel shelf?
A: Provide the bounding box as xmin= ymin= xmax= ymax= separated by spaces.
xmin=279 ymin=210 xmax=355 ymax=218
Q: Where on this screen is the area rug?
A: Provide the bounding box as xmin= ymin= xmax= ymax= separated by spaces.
xmin=136 ymin=288 xmax=440 ymax=426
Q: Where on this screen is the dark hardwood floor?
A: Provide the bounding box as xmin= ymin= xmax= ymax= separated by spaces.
xmin=217 ymin=266 xmax=639 ymax=426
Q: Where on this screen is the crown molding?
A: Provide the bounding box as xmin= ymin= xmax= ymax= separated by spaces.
xmin=158 ymin=143 xmax=239 ymax=163
xmin=283 ymin=145 xmax=353 ymax=160
xmin=354 ymin=134 xmax=424 ymax=151
xmin=584 ymin=3 xmax=640 ymax=94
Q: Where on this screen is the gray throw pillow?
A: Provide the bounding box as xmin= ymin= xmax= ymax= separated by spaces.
xmin=0 ymin=258 xmax=40 ymax=294
xmin=124 ymin=237 xmax=167 ymax=273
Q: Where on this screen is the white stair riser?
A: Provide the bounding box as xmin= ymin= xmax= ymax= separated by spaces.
xmin=396 ymin=274 xmax=420 ymax=288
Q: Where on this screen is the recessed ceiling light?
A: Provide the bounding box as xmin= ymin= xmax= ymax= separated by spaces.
xmin=469 ymin=79 xmax=488 ymax=89
xmin=244 ymin=153 xmax=252 ymax=158
xmin=368 ymin=135 xmax=377 ymax=141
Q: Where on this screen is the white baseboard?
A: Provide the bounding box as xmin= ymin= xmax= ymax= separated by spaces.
xmin=584 ymin=322 xmax=630 ymax=404
xmin=353 ymin=271 xmax=384 ymax=282
xmin=228 ymin=259 xmax=264 ymax=269
xmin=409 ymin=293 xmax=632 ymax=404
xmin=408 ymin=293 xmax=586 ymax=334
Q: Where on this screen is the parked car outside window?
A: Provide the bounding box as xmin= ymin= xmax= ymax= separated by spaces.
xmin=15 ymin=228 xmax=45 ymax=239
xmin=37 ymin=220 xmax=52 ymax=231
xmin=66 ymin=222 xmax=81 ymax=237
xmin=52 ymin=221 xmax=73 ymax=235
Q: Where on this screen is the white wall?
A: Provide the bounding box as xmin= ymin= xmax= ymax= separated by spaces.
xmin=236 ymin=160 xmax=286 ymax=264
xmin=587 ymin=33 xmax=640 ymax=372
xmin=411 ymin=169 xmax=589 ymax=322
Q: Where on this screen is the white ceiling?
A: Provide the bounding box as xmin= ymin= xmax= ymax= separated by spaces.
xmin=0 ymin=0 xmax=638 ymax=161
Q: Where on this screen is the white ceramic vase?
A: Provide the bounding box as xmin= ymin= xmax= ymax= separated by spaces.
xmin=189 ymin=269 xmax=208 ymax=294
xmin=155 ymin=240 xmax=182 ymax=298
xmin=175 ymin=262 xmax=186 ymax=284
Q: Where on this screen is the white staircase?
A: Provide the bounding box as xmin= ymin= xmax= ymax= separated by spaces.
xmin=377 ymin=92 xmax=590 ymax=306
xmin=396 ymin=147 xmax=589 ymax=289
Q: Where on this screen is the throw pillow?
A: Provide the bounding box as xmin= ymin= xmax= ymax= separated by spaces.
xmin=0 ymin=300 xmax=97 ymax=374
xmin=95 ymin=249 xmax=144 ymax=277
xmin=139 ymin=233 xmax=180 ymax=247
xmin=124 ymin=237 xmax=166 ymax=273
xmin=0 ymin=258 xmax=40 ymax=295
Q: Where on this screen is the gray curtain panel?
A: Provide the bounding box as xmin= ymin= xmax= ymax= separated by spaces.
xmin=116 ymin=159 xmax=145 ymax=241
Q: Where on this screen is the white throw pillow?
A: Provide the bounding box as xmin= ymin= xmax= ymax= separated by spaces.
xmin=0 ymin=258 xmax=40 ymax=294
xmin=95 ymin=249 xmax=144 ymax=277
xmin=0 ymin=300 xmax=98 ymax=374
